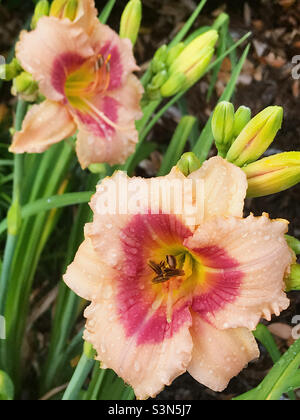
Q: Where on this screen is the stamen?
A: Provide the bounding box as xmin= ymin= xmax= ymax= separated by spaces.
xmin=148 ymin=256 xmax=185 ymax=284
xmin=81 ymin=97 xmax=133 ymax=132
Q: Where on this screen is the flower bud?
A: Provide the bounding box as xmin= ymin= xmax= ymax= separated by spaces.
xmin=50 ymin=0 xmax=78 ymax=21
xmin=243 ymin=152 xmax=300 ymax=197
xmin=226 ymin=106 xmax=283 ymax=167
xmin=12 ymin=72 xmax=39 ymax=102
xmin=120 ymin=0 xmax=142 ymax=46
xmin=168 ymin=30 xmax=219 ymax=75
xmin=50 ymin=0 xmax=68 ymax=17
xmin=151 ymin=45 xmax=168 ymax=74
xmin=84 ymin=341 xmax=96 ymax=359
xmin=0 ymin=58 xmax=22 ymax=82
xmin=211 ymin=101 xmax=235 ymax=157
xmin=286 ymin=235 xmax=300 ymax=255
xmin=233 ymin=105 xmax=251 ymax=138
xmin=161 ymin=46 xmax=215 ymax=97
xmin=146 ymin=70 xmax=168 ymax=100
xmin=31 ymin=0 xmax=50 ymax=29
xmin=177 ymin=152 xmax=201 ymax=176
xmin=166 ymin=43 xmax=185 ymax=68
xmin=285 ymin=264 xmax=300 ymax=292
xmin=160 ymin=30 xmax=218 ymax=97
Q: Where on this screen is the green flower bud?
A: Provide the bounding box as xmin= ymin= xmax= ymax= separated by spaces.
xmin=63 ymin=0 xmax=79 ymax=21
xmin=50 ymin=0 xmax=78 ymax=21
xmin=160 ymin=30 xmax=218 ymax=98
xmin=147 ymin=69 xmax=168 ymax=91
xmin=211 ymin=101 xmax=235 ymax=157
xmin=243 ymin=152 xmax=300 ymax=198
xmin=88 ymin=163 xmax=108 ymax=175
xmin=168 ymin=30 xmax=218 ymax=76
xmin=151 ymin=45 xmax=168 ymax=74
xmin=31 ymin=0 xmax=50 ymax=29
xmin=166 ymin=43 xmax=185 ymax=68
xmin=177 ymin=152 xmax=201 ymax=176
xmin=286 ymin=235 xmax=300 ymax=255
xmin=50 ymin=0 xmax=68 ymax=17
xmin=226 ymin=106 xmax=283 ymax=167
xmin=285 ymin=264 xmax=300 ymax=292
xmin=12 ymin=72 xmax=39 ymax=102
xmin=0 ymin=58 xmax=22 ymax=82
xmin=120 ymin=0 xmax=142 ymax=46
xmin=83 ymin=341 xmax=96 ymax=359
xmin=233 ymin=106 xmax=251 ymax=138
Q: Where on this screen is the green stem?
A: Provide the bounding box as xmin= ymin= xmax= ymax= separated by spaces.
xmin=62 ymin=352 xmax=95 ymax=400
xmin=0 ymin=99 xmax=27 ymax=317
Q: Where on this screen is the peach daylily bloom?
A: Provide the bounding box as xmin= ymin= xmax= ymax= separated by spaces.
xmin=64 ymin=157 xmax=294 ymax=399
xmin=10 ymin=1 xmax=143 ymax=168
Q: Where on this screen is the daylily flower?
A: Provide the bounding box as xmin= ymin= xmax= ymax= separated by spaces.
xmin=10 ymin=0 xmax=143 ymax=168
xmin=64 ymin=157 xmax=294 ymax=399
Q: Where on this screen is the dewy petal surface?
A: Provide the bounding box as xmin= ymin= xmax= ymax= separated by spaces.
xmin=186 ymin=213 xmax=293 ymax=330
xmin=188 ymin=156 xmax=248 ymax=220
xmin=16 ymin=17 xmax=94 ymax=102
xmin=188 ymin=312 xmax=259 ymax=392
xmin=64 ymin=158 xmax=293 ymax=398
xmin=10 ymin=100 xmax=77 ymax=153
xmin=75 ymin=75 xmax=143 ymax=167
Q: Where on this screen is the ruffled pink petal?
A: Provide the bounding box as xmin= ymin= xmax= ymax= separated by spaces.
xmin=9 ymin=100 xmax=77 ymax=154
xmin=75 ymin=0 xmax=99 ymax=35
xmin=74 ymin=75 xmax=143 ymax=167
xmin=63 ymin=237 xmax=113 ymax=301
xmin=16 ymin=17 xmax=94 ymax=102
xmin=64 ymin=210 xmax=193 ymax=399
xmin=188 ymin=312 xmax=259 ymax=392
xmin=84 ymin=297 xmax=192 ymax=400
xmin=185 ymin=213 xmax=293 ymax=331
xmin=188 ymin=156 xmax=248 ymax=221
xmin=91 ymin=23 xmax=139 ymax=91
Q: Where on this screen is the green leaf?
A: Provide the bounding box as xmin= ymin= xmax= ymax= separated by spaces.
xmin=235 ymin=337 xmax=300 ymax=400
xmin=158 ymin=116 xmax=196 ymax=176
xmin=0 ymin=192 xmax=93 ymax=236
xmin=193 ymin=43 xmax=250 ymax=162
xmin=0 ymin=370 xmax=14 ymax=400
xmin=99 ymin=0 xmax=116 ymax=24
xmin=168 ymin=0 xmax=208 ymax=49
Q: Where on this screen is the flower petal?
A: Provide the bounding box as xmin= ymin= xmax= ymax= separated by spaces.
xmin=185 ymin=214 xmax=293 ymax=330
xmin=16 ymin=17 xmax=94 ymax=102
xmin=64 ymin=214 xmax=193 ymax=399
xmin=63 ymin=237 xmax=113 ymax=301
xmin=188 ymin=312 xmax=259 ymax=392
xmin=91 ymin=23 xmax=139 ymax=91
xmin=75 ymin=75 xmax=143 ymax=167
xmin=75 ymin=0 xmax=99 ymax=35
xmin=84 ymin=296 xmax=192 ymax=400
xmin=9 ymin=100 xmax=76 ymax=154
xmin=188 ymin=156 xmax=248 ymax=220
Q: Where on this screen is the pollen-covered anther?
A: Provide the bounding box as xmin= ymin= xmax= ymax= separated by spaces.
xmin=148 ymin=255 xmax=185 ymax=284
